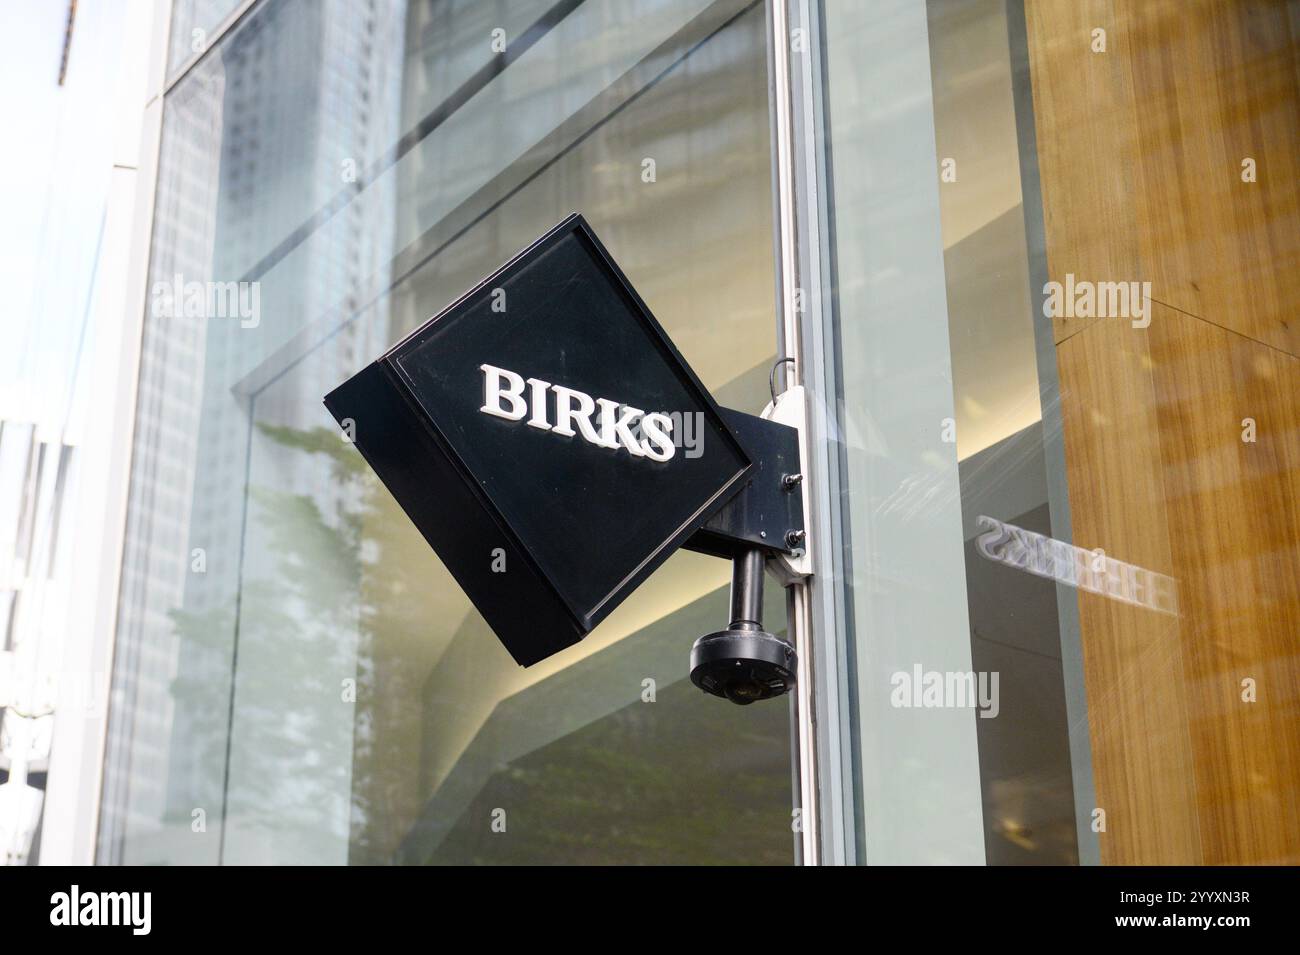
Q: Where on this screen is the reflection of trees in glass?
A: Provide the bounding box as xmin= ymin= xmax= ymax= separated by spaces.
xmin=430 ymin=678 xmax=794 ymax=866
xmin=164 ymin=601 xmax=232 ymax=842
xmin=165 ymin=418 xmax=450 ymax=862
xmin=235 ymin=423 xmax=435 ymax=862
xmin=171 ymin=421 xmax=793 ymax=865
xmin=164 ymin=422 xmax=376 ymax=855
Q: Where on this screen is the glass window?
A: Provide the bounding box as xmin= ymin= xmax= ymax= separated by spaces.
xmin=809 ymin=0 xmax=1300 ymax=865
xmin=102 ymin=0 xmax=794 ymax=865
xmin=168 ymin=0 xmax=246 ymax=78
xmin=812 ymin=0 xmax=990 ymax=865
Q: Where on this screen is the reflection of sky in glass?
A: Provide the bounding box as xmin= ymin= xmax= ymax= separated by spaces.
xmin=0 ymin=2 xmax=126 ymax=434
xmin=0 ymin=0 xmax=134 ymax=867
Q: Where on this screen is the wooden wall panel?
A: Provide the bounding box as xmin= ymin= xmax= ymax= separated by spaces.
xmin=1025 ymin=0 xmax=1139 ymax=344
xmin=1056 ymin=317 xmax=1201 ymax=865
xmin=1126 ymin=1 xmax=1300 ymax=357
xmin=1147 ymin=305 xmax=1300 ymax=864
xmin=1028 ymin=0 xmax=1300 ymax=354
xmin=1028 ymin=0 xmax=1300 ymax=863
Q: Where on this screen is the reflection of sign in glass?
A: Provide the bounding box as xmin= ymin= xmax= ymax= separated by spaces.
xmin=975 ymin=515 xmax=1177 ymax=615
xmin=325 ymin=215 xmax=752 ymax=666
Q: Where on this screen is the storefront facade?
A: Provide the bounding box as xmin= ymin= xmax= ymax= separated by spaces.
xmin=92 ymin=0 xmax=1300 ymax=865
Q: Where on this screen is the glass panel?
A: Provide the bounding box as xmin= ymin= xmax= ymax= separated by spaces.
xmin=811 ymin=0 xmax=989 ymax=865
xmin=925 ymin=0 xmax=1080 ymax=865
xmin=103 ymin=0 xmax=793 ymax=865
xmin=811 ymin=0 xmax=1300 ymax=865
xmin=1011 ymin=0 xmax=1300 ymax=866
xmin=168 ymin=0 xmax=245 ymax=78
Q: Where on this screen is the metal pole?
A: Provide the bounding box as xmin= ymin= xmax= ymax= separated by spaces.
xmin=770 ymin=0 xmax=821 ymax=866
xmin=729 ymin=548 xmax=766 ymax=630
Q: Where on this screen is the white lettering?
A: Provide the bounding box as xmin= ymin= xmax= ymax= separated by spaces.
xmin=597 ymin=398 xmax=646 ymax=455
xmin=479 ymin=365 xmax=676 ymax=462
xmin=640 ymin=412 xmax=675 ymax=462
xmin=525 ymin=377 xmax=552 ymax=430
xmin=480 ymin=363 xmax=528 ymax=421
xmin=552 ymin=384 xmax=603 ymax=444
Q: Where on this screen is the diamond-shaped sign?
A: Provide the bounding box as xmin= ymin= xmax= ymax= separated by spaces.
xmin=325 ymin=214 xmax=752 ymax=666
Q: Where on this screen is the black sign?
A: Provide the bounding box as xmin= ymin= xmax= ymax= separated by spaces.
xmin=325 ymin=214 xmax=752 ymax=666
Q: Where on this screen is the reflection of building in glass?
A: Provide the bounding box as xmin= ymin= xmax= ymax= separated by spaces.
xmin=97 ymin=70 xmax=225 ymax=864
xmin=100 ymin=0 xmax=404 ymax=863
xmin=99 ymin=0 xmax=794 ymax=867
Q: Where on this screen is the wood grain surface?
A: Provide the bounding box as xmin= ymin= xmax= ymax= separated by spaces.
xmin=1027 ymin=0 xmax=1300 ymax=863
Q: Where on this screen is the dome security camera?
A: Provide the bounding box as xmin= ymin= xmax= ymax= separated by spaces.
xmin=690 ymin=548 xmax=797 ymax=704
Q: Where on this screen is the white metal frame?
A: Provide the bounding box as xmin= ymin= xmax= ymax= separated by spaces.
xmin=38 ymin=0 xmax=174 ymax=865
xmin=768 ymin=0 xmax=861 ymax=866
